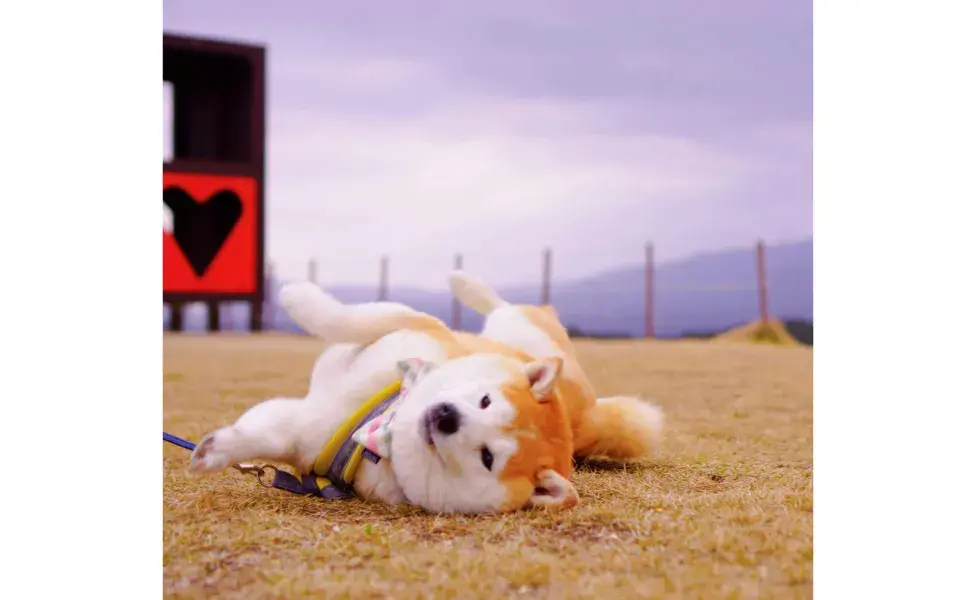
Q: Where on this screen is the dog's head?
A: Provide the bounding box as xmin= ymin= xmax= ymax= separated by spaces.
xmin=354 ymin=354 xmax=578 ymax=514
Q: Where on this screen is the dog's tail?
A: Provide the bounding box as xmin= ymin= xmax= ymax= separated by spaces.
xmin=573 ymin=396 xmax=664 ymax=461
xmin=447 ymin=270 xmax=509 ymax=316
xmin=279 ymin=281 xmax=448 ymax=345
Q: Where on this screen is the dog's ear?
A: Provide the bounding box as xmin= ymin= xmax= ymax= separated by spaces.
xmin=523 ymin=357 xmax=563 ymax=401
xmin=397 ymin=358 xmax=436 ymax=390
xmin=526 ymin=469 xmax=578 ymax=510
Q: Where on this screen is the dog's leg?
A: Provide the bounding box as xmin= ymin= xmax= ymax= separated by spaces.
xmin=448 ymin=269 xmax=600 ymax=400
xmin=448 ymin=271 xmax=560 ymax=351
xmin=279 ymin=281 xmax=449 ymax=345
xmin=189 ymin=397 xmax=315 ymax=473
xmin=447 ymin=270 xmax=509 ymax=316
xmin=305 ymin=343 xmax=364 ymax=401
xmin=573 ymin=396 xmax=664 ymax=461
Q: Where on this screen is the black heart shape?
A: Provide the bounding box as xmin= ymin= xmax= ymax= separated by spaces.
xmin=163 ymin=187 xmax=244 ymax=277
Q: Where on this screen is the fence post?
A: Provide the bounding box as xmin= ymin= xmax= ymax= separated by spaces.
xmin=756 ymin=239 xmax=769 ymax=325
xmin=307 ymin=258 xmax=318 ymax=285
xmin=378 ymin=254 xmax=390 ymax=301
xmin=452 ymin=253 xmax=463 ymax=329
xmin=263 ymin=261 xmax=275 ymax=331
xmin=644 ymin=242 xmax=655 ymax=339
xmin=541 ymin=247 xmax=552 ymax=305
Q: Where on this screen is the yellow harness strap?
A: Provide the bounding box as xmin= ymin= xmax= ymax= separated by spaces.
xmin=306 ymin=380 xmax=401 ymax=490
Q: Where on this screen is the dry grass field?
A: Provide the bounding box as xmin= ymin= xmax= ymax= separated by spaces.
xmin=163 ymin=334 xmax=812 ymax=599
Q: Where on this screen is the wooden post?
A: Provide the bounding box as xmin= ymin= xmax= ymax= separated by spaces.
xmin=262 ymin=262 xmax=274 ymax=331
xmin=169 ymin=301 xmax=184 ymax=332
xmin=452 ymin=253 xmax=463 ymax=330
xmin=250 ymin=295 xmax=263 ymax=332
xmin=206 ymin=301 xmax=220 ymax=332
xmin=756 ymin=239 xmax=769 ymax=325
xmin=644 ymin=242 xmax=654 ymax=339
xmin=541 ymin=247 xmax=552 ymax=306
xmin=378 ymin=255 xmax=390 ymax=301
xmin=307 ymin=258 xmax=318 ymax=284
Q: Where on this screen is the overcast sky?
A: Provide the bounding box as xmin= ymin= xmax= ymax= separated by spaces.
xmin=163 ymin=0 xmax=811 ymax=289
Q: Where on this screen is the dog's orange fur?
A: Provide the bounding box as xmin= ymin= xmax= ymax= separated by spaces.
xmin=497 ymin=372 xmax=576 ymax=510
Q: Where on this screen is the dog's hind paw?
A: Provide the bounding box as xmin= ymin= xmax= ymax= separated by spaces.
xmin=189 ymin=428 xmax=236 ymax=473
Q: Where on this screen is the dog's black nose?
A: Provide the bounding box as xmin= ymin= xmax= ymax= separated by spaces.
xmin=429 ymin=402 xmax=461 ymax=435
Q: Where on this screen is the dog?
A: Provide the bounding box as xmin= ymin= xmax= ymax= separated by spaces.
xmin=188 ymin=270 xmax=663 ymax=514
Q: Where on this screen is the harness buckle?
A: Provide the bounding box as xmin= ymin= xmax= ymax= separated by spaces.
xmin=233 ymin=463 xmax=276 ymax=488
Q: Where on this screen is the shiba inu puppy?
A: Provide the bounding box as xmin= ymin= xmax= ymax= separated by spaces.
xmin=189 ymin=271 xmax=663 ymax=514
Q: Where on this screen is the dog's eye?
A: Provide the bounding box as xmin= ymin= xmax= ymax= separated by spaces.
xmin=480 ymin=447 xmax=494 ymax=470
xmin=479 ymin=394 xmax=491 ymax=409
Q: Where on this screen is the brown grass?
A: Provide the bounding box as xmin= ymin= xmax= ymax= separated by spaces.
xmin=164 ymin=334 xmax=812 ymax=599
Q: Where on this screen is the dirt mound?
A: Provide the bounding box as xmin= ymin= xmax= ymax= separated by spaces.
xmin=714 ymin=318 xmax=802 ymax=346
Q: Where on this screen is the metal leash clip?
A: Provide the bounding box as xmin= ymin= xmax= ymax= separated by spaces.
xmin=232 ymin=463 xmax=277 ymax=488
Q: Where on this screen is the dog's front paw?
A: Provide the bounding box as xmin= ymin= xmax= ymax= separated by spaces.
xmin=189 ymin=427 xmax=237 ymax=473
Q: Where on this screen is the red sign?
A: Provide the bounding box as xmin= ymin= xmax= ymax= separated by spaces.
xmin=163 ymin=172 xmax=258 ymax=294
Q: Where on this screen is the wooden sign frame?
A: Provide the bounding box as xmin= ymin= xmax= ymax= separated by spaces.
xmin=163 ymin=33 xmax=266 ymax=331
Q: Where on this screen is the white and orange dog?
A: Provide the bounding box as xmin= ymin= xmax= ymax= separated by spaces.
xmin=189 ymin=271 xmax=663 ymax=513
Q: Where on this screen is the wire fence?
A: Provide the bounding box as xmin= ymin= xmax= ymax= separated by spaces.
xmin=164 ymin=239 xmax=812 ymax=340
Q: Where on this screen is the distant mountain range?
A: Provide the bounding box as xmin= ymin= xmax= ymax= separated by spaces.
xmin=165 ymin=239 xmax=813 ymax=339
